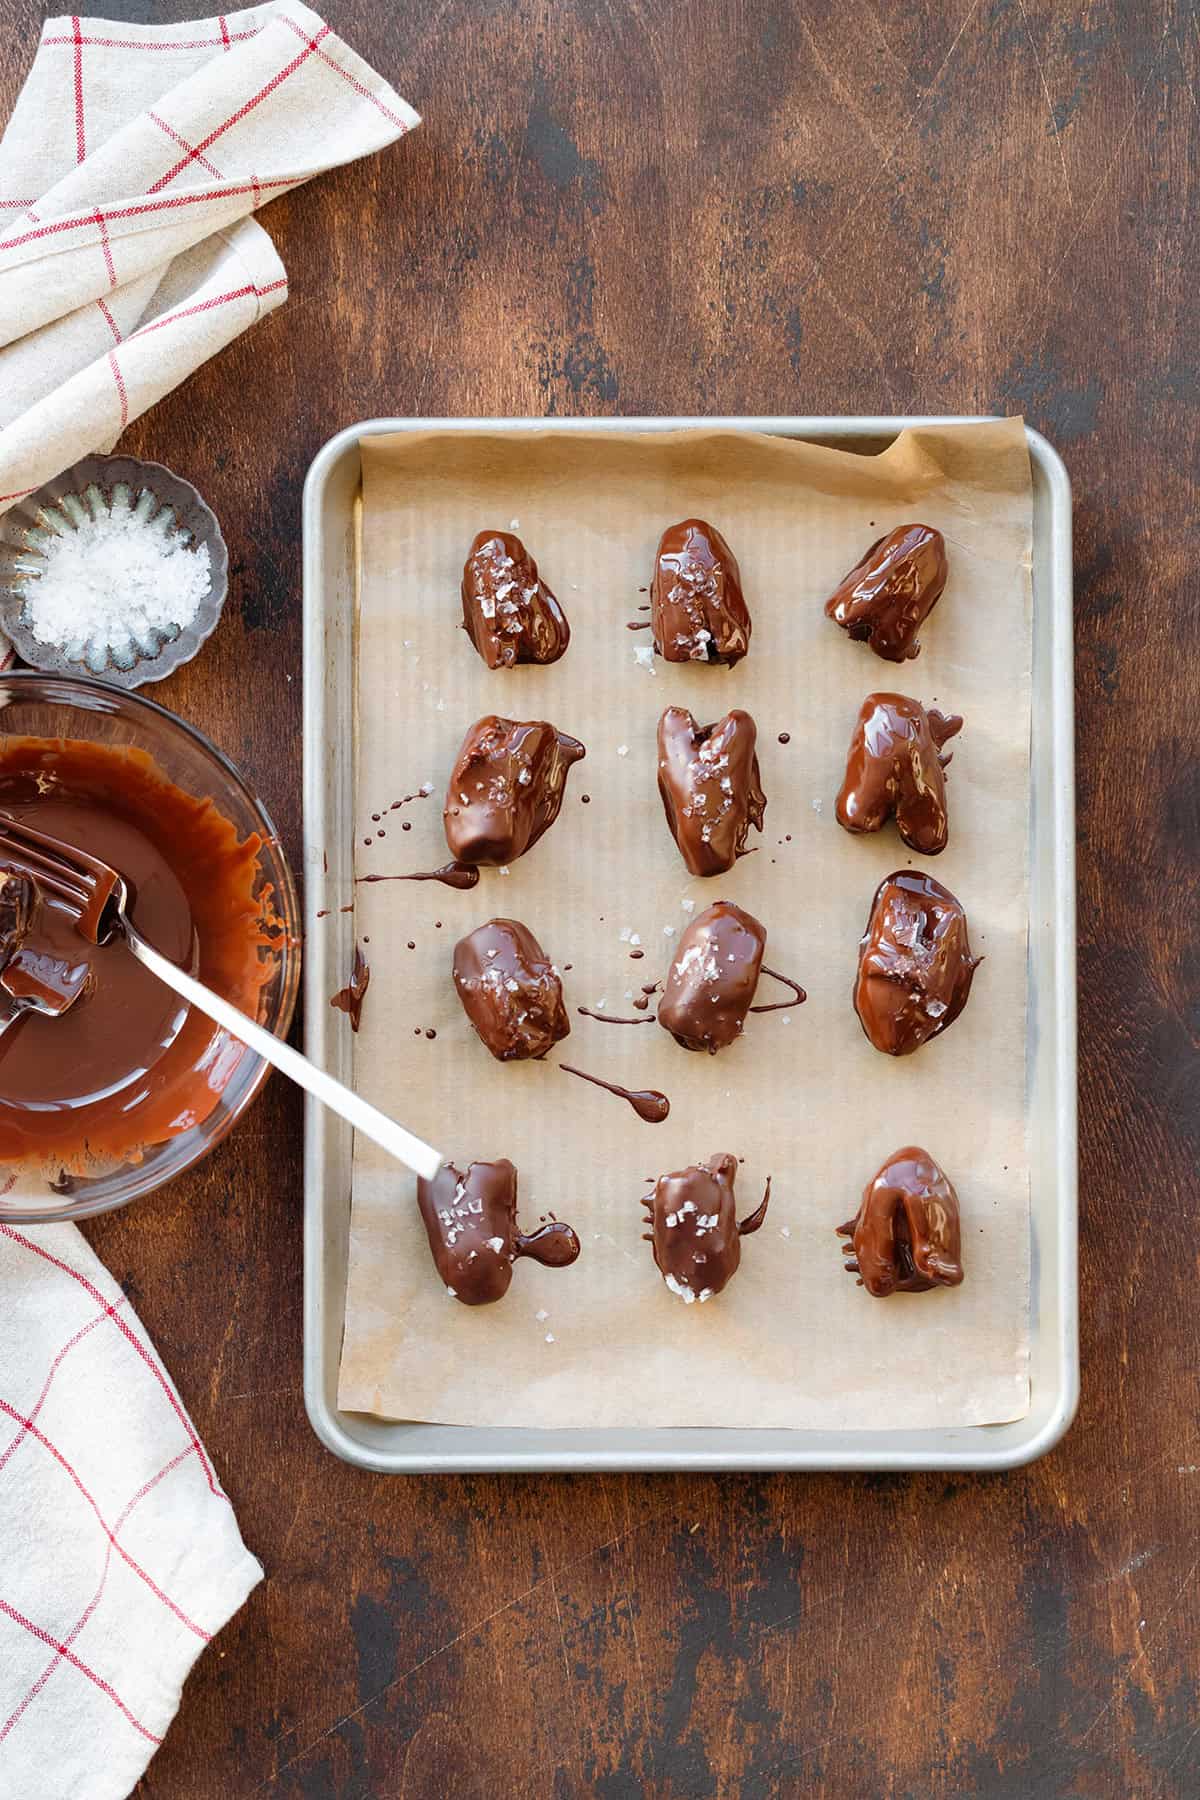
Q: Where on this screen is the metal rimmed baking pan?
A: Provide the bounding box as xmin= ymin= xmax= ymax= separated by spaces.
xmin=302 ymin=416 xmax=1075 ymax=1473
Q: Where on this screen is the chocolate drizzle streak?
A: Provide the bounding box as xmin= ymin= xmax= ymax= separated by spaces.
xmin=577 ymin=1007 xmax=656 ymax=1026
xmin=559 ymin=1063 xmax=670 ymax=1122
xmin=356 ymin=861 xmax=481 ymax=890
xmin=748 ymin=967 xmax=808 ymax=1014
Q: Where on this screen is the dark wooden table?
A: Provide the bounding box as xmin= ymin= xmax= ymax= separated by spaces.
xmin=5 ymin=2 xmax=1197 ymax=1793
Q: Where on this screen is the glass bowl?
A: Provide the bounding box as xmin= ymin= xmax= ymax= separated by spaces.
xmin=0 ymin=672 xmax=300 ymax=1223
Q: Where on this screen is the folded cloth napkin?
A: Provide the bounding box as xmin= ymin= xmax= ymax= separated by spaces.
xmin=0 ymin=1221 xmax=262 ymax=1799
xmin=0 ymin=1 xmax=420 ymax=660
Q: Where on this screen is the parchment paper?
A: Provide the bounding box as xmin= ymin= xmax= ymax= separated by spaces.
xmin=337 ymin=420 xmax=1033 ymax=1430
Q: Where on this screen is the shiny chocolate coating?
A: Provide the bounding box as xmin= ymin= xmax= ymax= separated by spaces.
xmin=658 ymin=901 xmax=766 ymax=1054
xmin=453 ymin=917 xmax=569 ymax=1061
xmin=642 ymin=1153 xmax=770 ymax=1302
xmin=825 ymin=524 xmax=948 ymax=662
xmin=443 ymin=716 xmax=585 ymax=865
xmin=836 ymin=693 xmax=963 ymax=855
xmin=417 ymin=1158 xmax=581 ymax=1306
xmin=0 ymin=872 xmax=33 ymax=971
xmin=657 ymin=706 xmax=766 ymax=877
xmin=854 ymin=869 xmax=979 ymax=1055
xmin=462 ymin=530 xmax=570 ymax=668
xmin=837 ymin=1145 xmax=963 ymax=1297
xmin=651 ymin=519 xmax=751 ymax=666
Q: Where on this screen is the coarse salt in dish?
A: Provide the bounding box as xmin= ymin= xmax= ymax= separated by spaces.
xmin=0 ymin=456 xmax=228 ymax=690
xmin=28 ymin=490 xmax=210 ymax=666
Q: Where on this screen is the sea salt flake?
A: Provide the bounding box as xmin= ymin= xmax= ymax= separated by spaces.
xmin=535 ymin=1309 xmax=549 ymax=1322
xmin=544 ymin=1332 xmax=556 ymax=1343
xmin=616 ymin=744 xmax=629 ymax=757
xmin=487 ymin=1236 xmax=505 ymax=1253
xmin=633 ymin=644 xmax=657 ymax=674
xmin=811 ymin=797 xmax=823 ymax=814
xmin=26 ymin=494 xmax=212 ymax=664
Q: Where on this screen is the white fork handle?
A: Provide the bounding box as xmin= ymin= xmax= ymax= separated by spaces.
xmin=125 ymin=927 xmax=444 ymax=1182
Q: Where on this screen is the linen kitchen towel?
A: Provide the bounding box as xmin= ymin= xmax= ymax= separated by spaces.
xmin=0 ymin=2 xmax=419 ymax=658
xmin=0 ymin=1220 xmax=262 ymax=1799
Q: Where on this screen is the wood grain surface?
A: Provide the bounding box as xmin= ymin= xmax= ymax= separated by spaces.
xmin=4 ymin=1 xmax=1198 ymax=1794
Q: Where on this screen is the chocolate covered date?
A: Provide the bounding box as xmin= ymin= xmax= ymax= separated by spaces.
xmin=651 ymin=519 xmax=751 ymax=666
xmin=417 ymin=1158 xmax=580 ymax=1306
xmin=825 ymin=524 xmax=948 ymax=662
xmin=837 ymin=1145 xmax=964 ymax=1297
xmin=836 ymin=692 xmax=963 ymax=855
xmin=443 ymin=715 xmax=585 ymax=865
xmin=461 ymin=530 xmax=570 ymax=668
xmin=0 ymin=872 xmax=32 ymax=972
xmin=854 ymin=869 xmax=979 ymax=1056
xmin=453 ymin=917 xmax=569 ymax=1061
xmin=657 ymin=705 xmax=765 ymax=877
xmin=642 ymin=1153 xmax=770 ymax=1303
xmin=658 ymin=900 xmax=765 ymax=1054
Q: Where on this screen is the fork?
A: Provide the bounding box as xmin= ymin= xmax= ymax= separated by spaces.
xmin=0 ymin=811 xmax=444 ymax=1182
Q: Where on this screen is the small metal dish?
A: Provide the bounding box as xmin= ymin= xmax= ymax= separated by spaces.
xmin=0 ymin=456 xmax=228 ymax=690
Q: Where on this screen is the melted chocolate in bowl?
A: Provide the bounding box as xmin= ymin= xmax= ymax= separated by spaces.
xmin=0 ymin=736 xmax=282 ymax=1182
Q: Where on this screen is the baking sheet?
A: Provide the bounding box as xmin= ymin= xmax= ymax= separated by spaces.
xmin=336 ymin=420 xmax=1033 ymax=1430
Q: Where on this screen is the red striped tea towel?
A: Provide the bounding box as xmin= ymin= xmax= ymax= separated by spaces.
xmin=0 ymin=1221 xmax=261 ymax=1799
xmin=0 ymin=2 xmax=419 ymax=658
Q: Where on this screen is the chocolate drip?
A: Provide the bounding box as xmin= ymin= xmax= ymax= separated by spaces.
xmin=559 ymin=1063 xmax=669 ymax=1122
xmin=748 ymin=967 xmax=807 ymax=1014
xmin=330 ymin=943 xmax=370 ymax=1032
xmin=357 ymin=861 xmax=481 ymax=890
xmin=577 ymin=1007 xmax=656 ymax=1026
xmin=515 ymin=1221 xmax=581 ymax=1266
